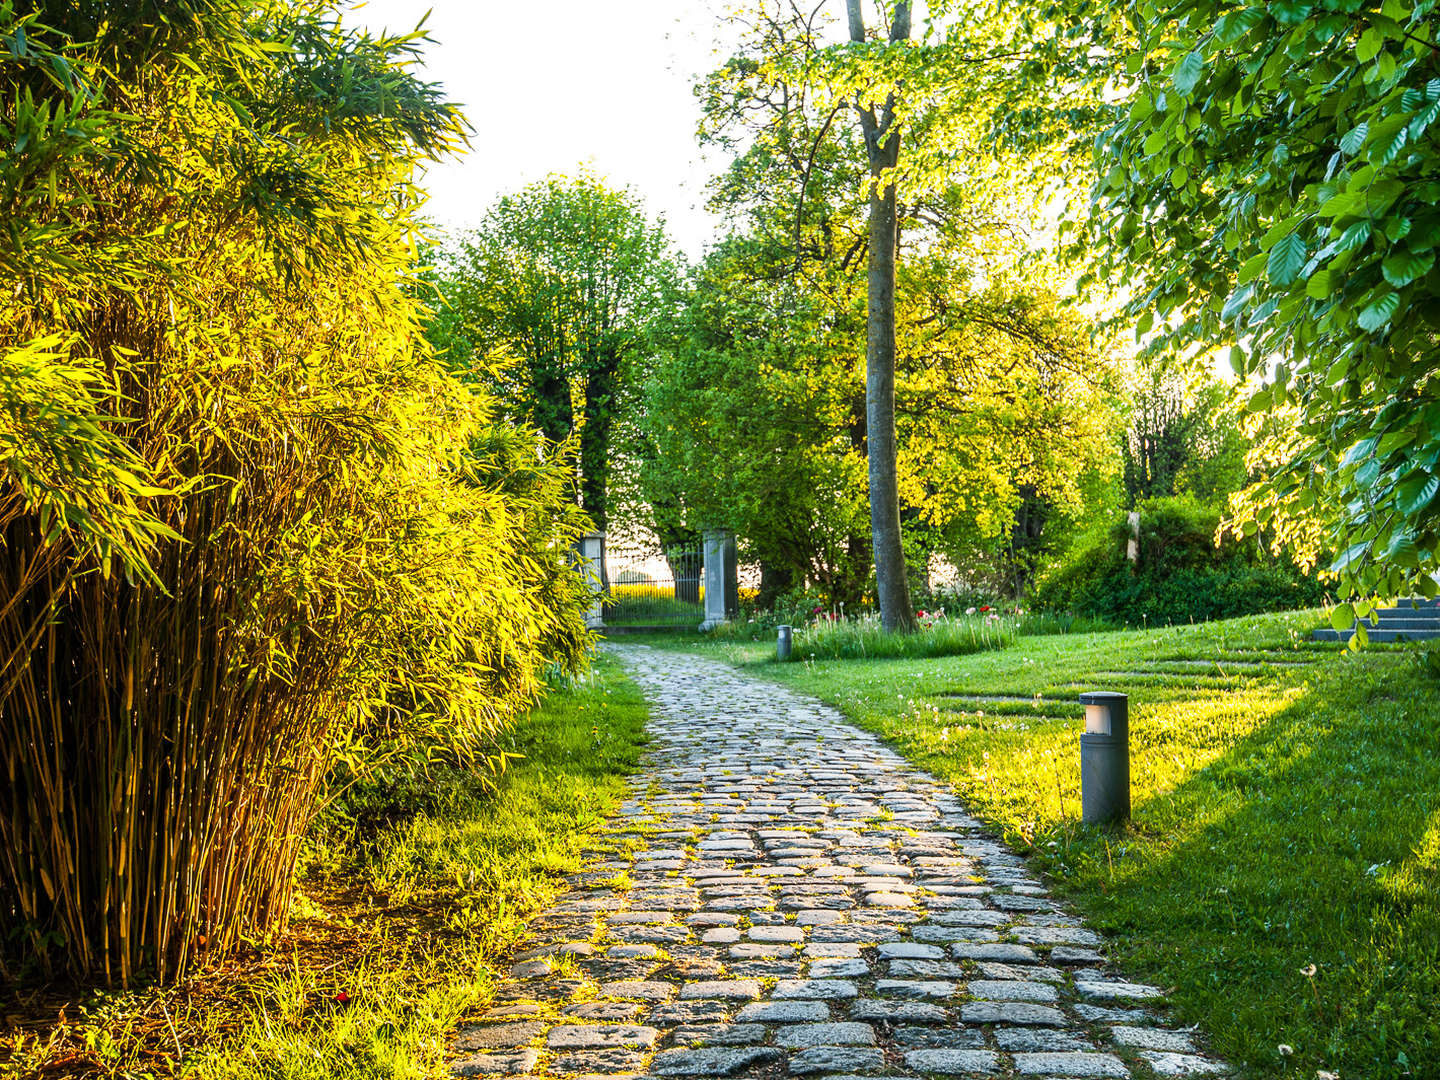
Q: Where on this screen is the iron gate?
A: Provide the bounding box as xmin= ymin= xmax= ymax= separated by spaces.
xmin=603 ymin=538 xmax=704 ymax=627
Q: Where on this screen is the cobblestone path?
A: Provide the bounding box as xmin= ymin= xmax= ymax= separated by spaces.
xmin=449 ymin=645 xmax=1231 ymax=1079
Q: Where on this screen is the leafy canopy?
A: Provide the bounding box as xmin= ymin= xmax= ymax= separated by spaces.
xmin=1086 ymin=0 xmax=1440 ymax=624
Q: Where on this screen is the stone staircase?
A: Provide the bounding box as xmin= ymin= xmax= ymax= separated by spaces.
xmin=1312 ymin=598 xmax=1440 ymax=642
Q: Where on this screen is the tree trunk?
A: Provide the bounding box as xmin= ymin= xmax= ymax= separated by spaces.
xmin=848 ymin=0 xmax=915 ymax=633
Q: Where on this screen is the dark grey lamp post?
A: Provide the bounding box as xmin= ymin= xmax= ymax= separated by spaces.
xmin=1079 ymin=691 xmax=1130 ymax=824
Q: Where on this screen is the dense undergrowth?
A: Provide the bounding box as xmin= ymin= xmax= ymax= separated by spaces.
xmin=0 ymin=656 xmax=649 ymax=1080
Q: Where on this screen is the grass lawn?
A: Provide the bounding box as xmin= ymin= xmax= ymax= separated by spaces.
xmin=0 ymin=655 xmax=649 ymax=1080
xmin=624 ymin=610 xmax=1440 ymax=1080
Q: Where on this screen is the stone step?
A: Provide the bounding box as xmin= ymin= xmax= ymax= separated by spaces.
xmin=1366 ymin=617 xmax=1440 ymax=630
xmin=1312 ymin=627 xmax=1440 ymax=642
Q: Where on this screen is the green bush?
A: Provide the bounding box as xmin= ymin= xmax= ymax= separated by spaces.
xmin=1033 ymin=495 xmax=1326 ymax=626
xmin=0 ymin=4 xmax=591 ymax=987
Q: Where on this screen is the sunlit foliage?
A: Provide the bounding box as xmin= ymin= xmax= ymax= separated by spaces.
xmin=0 ymin=2 xmax=590 ymax=985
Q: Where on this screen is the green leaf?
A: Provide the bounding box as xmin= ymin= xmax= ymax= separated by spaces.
xmin=1382 ymin=247 xmax=1434 ymax=287
xmin=1340 ymin=122 xmax=1370 ymax=155
xmin=1267 ymin=232 xmax=1307 ymax=286
xmin=1173 ymin=51 xmax=1207 ymax=95
xmin=1331 ymin=539 xmax=1371 ymax=573
xmin=1319 ymin=189 xmax=1361 ymax=218
xmin=1399 ymin=473 xmax=1440 ymax=515
xmin=1238 ymin=251 xmax=1268 ymax=284
xmin=1307 ymin=269 xmax=1336 ymax=299
xmin=1358 ymin=290 xmax=1401 ymax=331
xmin=1357 ymin=27 xmax=1384 ymax=63
xmin=1331 ymin=602 xmax=1356 ymax=630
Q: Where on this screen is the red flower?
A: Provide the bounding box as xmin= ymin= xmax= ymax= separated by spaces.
xmin=980 ymin=605 xmax=992 ymax=612
xmin=334 ymin=991 xmax=352 ymax=1005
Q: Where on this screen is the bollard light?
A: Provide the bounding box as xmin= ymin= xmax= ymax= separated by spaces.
xmin=1078 ymin=690 xmax=1130 ymax=824
xmin=776 ymin=624 xmax=793 ymax=661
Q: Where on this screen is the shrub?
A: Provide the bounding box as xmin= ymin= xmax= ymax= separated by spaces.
xmin=1032 ymin=495 xmax=1325 ymax=626
xmin=0 ymin=4 xmax=589 ymax=987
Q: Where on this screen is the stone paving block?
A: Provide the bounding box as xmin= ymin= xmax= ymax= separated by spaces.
xmin=650 ymin=1046 xmax=783 ymax=1075
xmin=515 ymin=941 xmax=596 ymax=961
xmin=727 ymin=959 xmax=804 ymax=978
xmin=888 ymin=958 xmax=966 ymax=977
xmin=550 ymin=1048 xmax=649 ymax=1073
xmin=601 ymin=980 xmax=676 ymax=1001
xmin=774 ymin=1021 xmax=877 ymax=1047
xmin=1140 ymin=1051 xmax=1231 ymax=1075
xmin=1012 ymin=926 xmax=1103 ymax=946
xmin=749 ymin=925 xmax=805 ymax=942
xmin=564 ymin=1001 xmax=643 ymax=1021
xmin=452 ymin=1022 xmax=544 ymax=1051
xmin=647 ymin=999 xmax=730 ymax=1024
xmin=848 ymin=999 xmax=948 ymax=1022
xmin=679 ymin=979 xmax=760 ymax=1000
xmin=952 ymin=943 xmax=1039 ymax=963
xmin=902 ymin=1049 xmax=1002 ymax=1074
xmin=874 ymin=978 xmax=954 ymax=998
xmin=1073 ymin=1003 xmax=1154 ymax=1023
xmin=1111 ymin=1025 xmax=1197 ymax=1052
xmin=449 ymin=1048 xmax=540 ymax=1076
xmin=977 ymin=961 xmax=1065 ymax=983
xmin=1051 ymin=945 xmax=1105 ymax=964
xmin=1012 ymin=1051 xmax=1129 ymax=1076
xmin=994 ymin=1027 xmax=1093 ymax=1052
xmin=735 ymin=999 xmax=830 ymax=1022
xmin=728 ymin=943 xmax=793 ymax=959
xmin=478 ymin=1002 xmax=546 ymax=1019
xmin=687 ymin=912 xmax=740 ymax=926
xmin=960 ymin=1002 xmax=1066 ymax=1026
xmin=787 ymin=1047 xmax=886 ymax=1074
xmin=805 ymin=942 xmax=863 ymax=957
xmin=546 ymin=1024 xmax=660 ymax=1049
xmin=809 ymin=958 xmax=869 ymax=978
xmin=933 ymin=909 xmax=1009 ymax=926
xmin=877 ymin=942 xmax=945 ymax=959
xmin=795 ymin=909 xmax=845 ymax=925
xmin=671 ymin=1022 xmax=767 ymax=1046
xmin=774 ymin=978 xmax=860 ymax=999
xmin=1076 ymin=979 xmax=1164 ymax=1001
xmin=893 ymin=1027 xmax=987 ymax=1049
xmin=967 ymin=979 xmax=1060 ymax=1003
xmin=911 ymin=925 xmax=998 ymax=944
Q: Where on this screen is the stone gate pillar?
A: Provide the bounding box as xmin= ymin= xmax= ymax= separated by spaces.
xmin=700 ymin=528 xmax=737 ymax=632
xmin=577 ymin=531 xmax=605 ymax=629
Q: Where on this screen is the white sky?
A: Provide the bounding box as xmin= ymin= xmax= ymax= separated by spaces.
xmin=347 ymin=0 xmax=733 ymax=258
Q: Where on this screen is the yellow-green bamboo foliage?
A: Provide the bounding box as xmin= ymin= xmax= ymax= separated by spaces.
xmin=0 ymin=3 xmax=591 ymax=986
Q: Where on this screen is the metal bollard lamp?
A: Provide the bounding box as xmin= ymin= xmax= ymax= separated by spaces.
xmin=1079 ymin=690 xmax=1130 ymax=824
xmin=776 ymin=624 xmax=793 ymax=661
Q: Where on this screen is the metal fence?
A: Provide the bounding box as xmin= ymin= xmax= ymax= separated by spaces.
xmin=603 ymin=539 xmax=704 ymax=627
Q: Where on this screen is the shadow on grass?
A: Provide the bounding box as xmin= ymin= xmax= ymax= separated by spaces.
xmin=1040 ymin=655 xmax=1440 ymax=1079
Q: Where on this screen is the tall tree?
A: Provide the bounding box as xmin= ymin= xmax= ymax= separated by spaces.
xmin=696 ymin=0 xmax=1111 ymax=610
xmin=847 ymin=0 xmax=915 ymax=631
xmin=436 ymin=175 xmax=675 ymax=536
